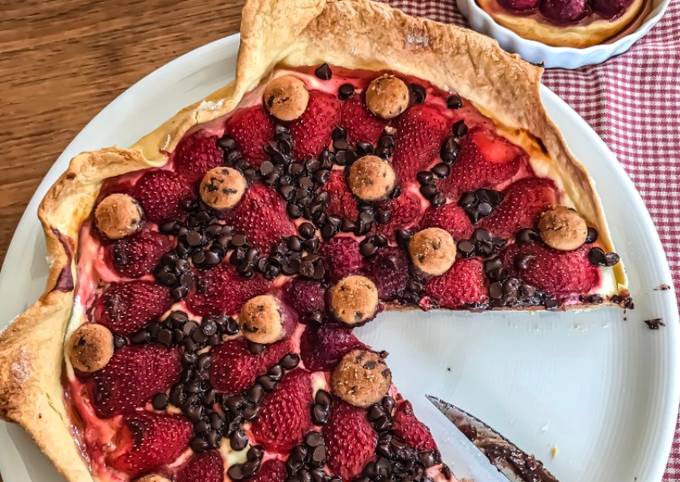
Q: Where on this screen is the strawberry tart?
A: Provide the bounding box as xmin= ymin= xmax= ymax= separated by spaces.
xmin=476 ymin=0 xmax=650 ymax=47
xmin=0 ymin=1 xmax=629 ymax=482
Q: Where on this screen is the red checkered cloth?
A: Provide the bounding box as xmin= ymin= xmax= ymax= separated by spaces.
xmin=384 ymin=0 xmax=680 ymax=478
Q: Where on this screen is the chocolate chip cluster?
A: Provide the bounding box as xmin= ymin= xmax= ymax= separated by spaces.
xmin=416 ymin=120 xmax=468 ymax=207
xmin=354 ymin=396 xmax=445 ymax=482
xmin=285 ymin=432 xmax=339 ymax=482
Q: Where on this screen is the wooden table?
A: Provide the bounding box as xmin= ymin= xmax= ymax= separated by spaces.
xmin=0 ymin=0 xmax=245 ymax=265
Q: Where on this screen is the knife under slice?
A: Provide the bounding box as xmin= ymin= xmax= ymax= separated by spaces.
xmin=426 ymin=395 xmax=559 ymax=482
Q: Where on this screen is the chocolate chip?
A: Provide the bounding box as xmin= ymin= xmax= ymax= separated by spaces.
xmin=257 ymin=375 xmax=277 ymax=392
xmin=305 ymin=431 xmax=324 ymax=448
xmin=321 ymin=223 xmax=337 ymax=239
xmin=431 ymin=162 xmax=450 ymax=178
xmin=131 ymin=330 xmax=150 ymax=344
xmin=311 ymin=445 xmax=326 ymax=464
xmin=419 ymin=183 xmax=437 ymax=199
xmin=447 ymin=94 xmax=463 ymax=109
xmin=113 ymin=335 xmax=127 ymax=349
xmin=190 ymin=436 xmax=210 ymax=453
xmin=391 ymin=230 xmax=410 ymax=250
xmin=409 ymin=83 xmax=426 ymax=104
xmin=516 ymin=228 xmax=539 ymax=244
xmin=218 ymin=135 xmax=236 ymax=151
xmin=315 ymin=63 xmax=332 ymax=80
xmin=152 ymin=392 xmax=168 ymax=410
xmin=287 ymin=203 xmax=303 ymax=219
xmin=247 ymin=341 xmax=266 ymax=355
xmin=266 ymin=366 xmax=282 ymax=383
xmin=338 ymin=83 xmax=355 ymax=100
xmin=230 ymin=429 xmax=249 ymax=450
xmin=368 ymin=404 xmax=385 ymax=421
xmin=241 ymin=403 xmax=259 ymax=421
xmin=457 ymin=239 xmax=475 ymax=257
xmin=416 ymin=171 xmax=434 ymax=185
xmin=489 ymin=282 xmax=503 ymax=299
xmin=375 ymin=208 xmax=392 ymax=224
xmin=312 ymin=404 xmax=329 ymax=425
xmin=588 ymin=247 xmax=606 ymax=266
xmin=360 ymin=239 xmax=378 ymax=258
xmin=281 ymin=353 xmax=301 ymax=370
xmin=452 ymin=120 xmax=468 ymax=137
xmin=315 ymin=389 xmax=331 ymax=407
xmin=157 ymin=328 xmax=173 ymax=346
xmin=185 ymin=230 xmax=203 ymax=247
xmin=197 ymin=353 xmax=212 ymax=371
xmin=604 ymin=252 xmax=620 ymax=266
xmin=231 ymin=233 xmax=247 ymax=247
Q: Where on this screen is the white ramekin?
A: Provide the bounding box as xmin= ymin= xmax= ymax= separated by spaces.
xmin=457 ymin=0 xmax=670 ymax=68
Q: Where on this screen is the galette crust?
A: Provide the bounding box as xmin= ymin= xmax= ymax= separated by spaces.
xmin=0 ymin=1 xmax=628 ymax=481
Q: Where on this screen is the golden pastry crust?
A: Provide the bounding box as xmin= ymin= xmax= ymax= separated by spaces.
xmin=0 ymin=1 xmax=628 ymax=480
xmin=477 ymin=0 xmax=646 ymax=48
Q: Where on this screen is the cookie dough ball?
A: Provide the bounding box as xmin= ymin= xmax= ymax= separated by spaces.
xmin=263 ymin=75 xmax=310 ymax=121
xmin=408 ymin=227 xmax=456 ymax=276
xmin=199 ymin=167 xmax=247 ymax=210
xmin=329 ymin=275 xmax=379 ymax=326
xmin=365 ymin=74 xmax=410 ymax=119
xmin=134 ymin=475 xmax=172 ymax=482
xmin=67 ymin=324 xmax=114 ymax=373
xmin=95 ymin=193 xmax=143 ymax=240
xmin=239 ymin=295 xmax=285 ymax=345
xmin=348 ymin=155 xmax=396 ymax=202
xmin=331 ymin=349 xmax=392 ymax=408
xmin=538 ymin=206 xmax=588 ymax=251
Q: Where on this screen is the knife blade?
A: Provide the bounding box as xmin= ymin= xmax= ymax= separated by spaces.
xmin=427 ymin=395 xmax=559 ymax=482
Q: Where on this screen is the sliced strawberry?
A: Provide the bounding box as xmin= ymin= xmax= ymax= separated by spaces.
xmin=479 ymin=177 xmax=558 ymax=239
xmin=392 ymin=400 xmax=437 ymax=452
xmin=173 ymin=131 xmax=224 ymax=184
xmin=299 ymin=324 xmax=366 ymax=372
xmin=323 ymin=399 xmax=377 ymax=480
xmin=425 ymin=258 xmax=488 ymax=308
xmin=339 ymin=95 xmax=387 ymax=145
xmin=366 ymin=247 xmax=410 ymax=301
xmin=108 ymin=229 xmax=173 ymax=278
xmin=228 ymin=183 xmax=296 ymax=253
xmin=88 ymin=345 xmax=181 ymax=418
xmin=392 ymin=105 xmax=449 ymax=183
xmin=320 ymin=236 xmax=365 ymax=282
xmin=133 ymin=170 xmax=193 ymax=223
xmin=251 ymin=369 xmax=313 ymax=452
xmin=209 ymin=338 xmax=290 ymax=394
xmin=324 ymin=170 xmax=358 ymax=221
xmin=290 ymin=91 xmax=341 ymax=159
xmin=186 ymin=263 xmax=269 ymax=316
xmin=500 ymin=243 xmax=599 ymax=296
xmin=108 ymin=412 xmax=192 ymax=477
xmin=283 ymin=278 xmax=326 ymax=317
xmin=375 ymin=190 xmax=423 ymax=240
xmin=176 ymin=450 xmax=224 ymax=482
xmin=92 ymin=281 xmax=171 ymax=335
xmin=442 ymin=126 xmax=524 ymax=197
xmin=245 ymin=460 xmax=287 ymax=482
xmin=223 ymin=105 xmax=275 ymax=167
xmin=419 ymin=203 xmax=474 ymax=241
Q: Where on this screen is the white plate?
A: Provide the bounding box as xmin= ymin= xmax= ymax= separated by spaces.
xmin=457 ymin=0 xmax=671 ymax=68
xmin=0 ymin=34 xmax=677 ymax=482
